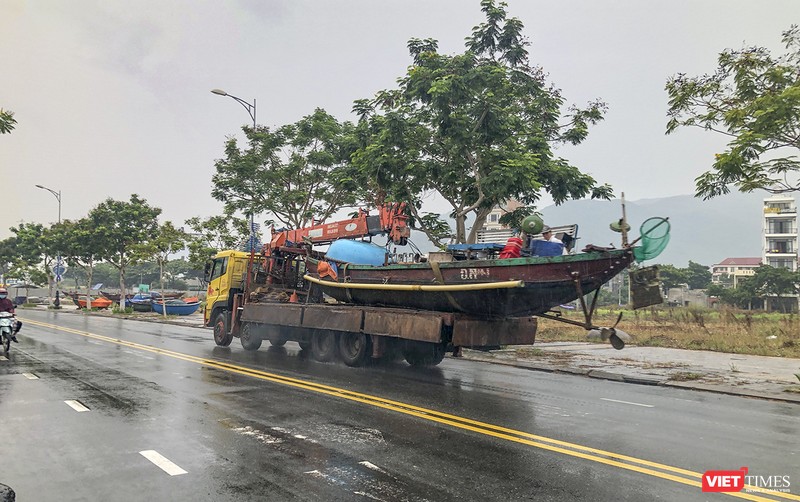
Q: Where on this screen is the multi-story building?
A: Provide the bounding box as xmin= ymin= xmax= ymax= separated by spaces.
xmin=483 ymin=200 xmax=523 ymax=231
xmin=762 ymin=194 xmax=798 ymax=271
xmin=710 ymin=257 xmax=761 ymax=288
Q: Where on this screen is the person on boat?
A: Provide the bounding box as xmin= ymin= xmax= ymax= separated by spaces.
xmin=0 ymin=288 xmax=20 ymax=342
xmin=530 ymin=226 xmax=565 ymax=257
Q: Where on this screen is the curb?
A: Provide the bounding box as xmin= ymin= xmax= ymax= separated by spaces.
xmin=460 ymin=353 xmax=800 ymax=404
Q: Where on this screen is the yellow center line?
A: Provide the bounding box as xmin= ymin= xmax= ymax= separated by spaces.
xmin=23 ymin=317 xmax=796 ymax=502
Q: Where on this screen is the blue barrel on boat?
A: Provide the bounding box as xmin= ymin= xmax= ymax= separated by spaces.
xmin=325 ymin=240 xmax=388 ymax=266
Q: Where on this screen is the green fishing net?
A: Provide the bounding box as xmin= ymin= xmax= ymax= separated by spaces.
xmin=633 ymin=217 xmax=670 ymax=262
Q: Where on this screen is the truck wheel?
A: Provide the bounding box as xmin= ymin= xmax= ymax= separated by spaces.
xmin=338 ymin=332 xmax=372 ymax=367
xmin=213 ymin=313 xmax=233 ymax=347
xmin=240 ymin=323 xmax=262 ymax=351
xmin=311 ymin=331 xmax=337 ymax=362
xmin=403 ymin=341 xmax=446 ymax=367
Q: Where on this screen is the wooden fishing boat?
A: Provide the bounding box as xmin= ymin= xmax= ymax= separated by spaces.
xmin=306 ymin=248 xmax=634 ymax=319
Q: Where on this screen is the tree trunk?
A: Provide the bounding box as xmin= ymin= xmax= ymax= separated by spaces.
xmin=159 ymin=259 xmax=166 ymax=318
xmin=467 ymin=207 xmax=492 ymax=244
xmin=454 ymin=214 xmax=467 ymax=244
xmin=119 ymin=266 xmax=126 ymax=311
xmin=85 ymin=258 xmax=94 ymax=311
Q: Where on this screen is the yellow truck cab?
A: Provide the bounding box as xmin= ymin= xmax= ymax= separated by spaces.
xmin=203 ymin=250 xmax=252 ymax=326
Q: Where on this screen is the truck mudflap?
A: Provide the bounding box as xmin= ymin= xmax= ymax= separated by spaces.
xmin=452 ymin=316 xmax=537 ymax=347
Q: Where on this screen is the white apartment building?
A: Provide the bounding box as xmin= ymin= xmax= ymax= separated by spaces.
xmin=762 ymin=194 xmax=798 ymax=271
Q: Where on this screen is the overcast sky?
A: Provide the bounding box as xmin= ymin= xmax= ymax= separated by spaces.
xmin=2 ymin=0 xmax=798 ymax=240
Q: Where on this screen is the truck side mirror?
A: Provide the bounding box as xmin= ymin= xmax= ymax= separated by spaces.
xmin=203 ymin=261 xmax=212 ymax=282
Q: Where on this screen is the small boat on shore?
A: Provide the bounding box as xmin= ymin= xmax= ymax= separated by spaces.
xmin=77 ymin=297 xmax=113 ymax=309
xmin=151 ymin=299 xmax=200 ymax=316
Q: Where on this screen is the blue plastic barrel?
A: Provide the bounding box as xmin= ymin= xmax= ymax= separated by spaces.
xmin=325 ymin=240 xmax=388 ymax=266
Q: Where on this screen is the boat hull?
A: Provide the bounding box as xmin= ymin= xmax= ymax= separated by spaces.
xmin=151 ymin=301 xmax=200 ymax=316
xmin=309 ymin=249 xmax=634 ymax=318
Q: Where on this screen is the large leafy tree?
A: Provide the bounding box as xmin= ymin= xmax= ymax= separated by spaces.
xmin=750 ymin=264 xmax=798 ymax=312
xmin=184 ymin=214 xmax=249 ymax=277
xmin=51 ymin=218 xmax=107 ymax=309
xmin=0 ymin=237 xmax=17 ymax=283
xmin=89 ymin=195 xmax=161 ymax=305
xmin=666 ymin=26 xmax=800 ymax=199
xmin=212 ymin=108 xmax=358 ymax=229
xmin=0 ymin=108 xmax=16 ymax=134
xmin=685 ymin=261 xmax=712 ymax=290
xmin=656 ymin=264 xmax=689 ymax=294
xmin=146 ymin=221 xmax=187 ymax=312
xmin=10 ymin=222 xmax=59 ymax=304
xmin=350 ymin=0 xmax=611 ymax=245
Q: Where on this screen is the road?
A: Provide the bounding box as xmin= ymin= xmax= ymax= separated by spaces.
xmin=1 ymin=310 xmax=797 ymax=501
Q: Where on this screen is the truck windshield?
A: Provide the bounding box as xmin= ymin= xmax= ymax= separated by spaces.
xmin=210 ymin=257 xmax=228 ymax=282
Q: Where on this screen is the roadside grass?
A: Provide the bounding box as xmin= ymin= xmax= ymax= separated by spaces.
xmin=536 ymin=306 xmax=800 ymax=358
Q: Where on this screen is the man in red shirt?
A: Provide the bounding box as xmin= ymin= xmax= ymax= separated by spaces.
xmin=0 ymin=288 xmax=19 ymax=342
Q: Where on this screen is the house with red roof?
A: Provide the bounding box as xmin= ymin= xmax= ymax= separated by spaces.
xmin=711 ymin=257 xmax=762 ymax=288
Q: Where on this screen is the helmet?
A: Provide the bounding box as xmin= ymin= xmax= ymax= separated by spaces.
xmin=0 ymin=288 xmax=7 ymax=295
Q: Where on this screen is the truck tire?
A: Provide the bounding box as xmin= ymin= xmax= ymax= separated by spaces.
xmin=403 ymin=341 xmax=446 ymax=367
xmin=240 ymin=323 xmax=262 ymax=351
xmin=311 ymin=330 xmax=337 ymax=362
xmin=213 ymin=313 xmax=233 ymax=347
xmin=338 ymin=332 xmax=372 ymax=367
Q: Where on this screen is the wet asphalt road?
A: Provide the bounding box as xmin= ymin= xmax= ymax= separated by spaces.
xmin=1 ymin=310 xmax=798 ymax=501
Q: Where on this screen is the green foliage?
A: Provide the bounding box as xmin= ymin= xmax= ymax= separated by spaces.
xmin=350 ymin=0 xmax=611 ymax=245
xmin=666 ymin=25 xmax=800 ymax=199
xmin=212 ymin=108 xmax=358 ymax=228
xmin=184 ymin=214 xmax=249 ymax=275
xmin=88 ymin=194 xmax=162 ymax=299
xmin=0 ymin=108 xmax=16 ymax=135
xmin=686 ymin=260 xmax=712 ymax=290
xmin=656 ymin=264 xmax=688 ymax=292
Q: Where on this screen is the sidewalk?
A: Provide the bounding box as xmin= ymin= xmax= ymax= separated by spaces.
xmin=461 ymin=342 xmax=800 ymax=404
xmin=22 ymin=306 xmax=800 ymax=403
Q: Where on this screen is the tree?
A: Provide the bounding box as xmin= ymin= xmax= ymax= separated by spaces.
xmin=0 ymin=237 xmax=17 ymax=283
xmin=184 ymin=214 xmax=249 ymax=278
xmin=146 ymin=222 xmax=187 ymax=314
xmin=89 ymin=195 xmax=161 ymax=305
xmin=10 ymin=222 xmax=59 ymax=304
xmin=0 ymin=108 xmax=16 ymax=134
xmin=350 ymin=0 xmax=612 ymax=246
xmin=212 ymin=108 xmax=358 ymax=229
xmin=685 ymin=261 xmax=712 ymax=290
xmin=750 ymin=264 xmax=798 ymax=312
xmin=51 ymin=218 xmax=107 ymax=309
xmin=666 ymin=26 xmax=800 ymax=199
xmin=657 ymin=264 xmax=688 ymax=294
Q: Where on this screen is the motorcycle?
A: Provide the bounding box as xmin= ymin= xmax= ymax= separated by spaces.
xmin=0 ymin=311 xmax=15 ymax=355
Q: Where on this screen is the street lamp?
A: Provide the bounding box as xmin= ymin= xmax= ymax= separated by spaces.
xmin=212 ymin=88 xmax=259 ymax=251
xmin=211 ymin=88 xmax=256 ymax=128
xmin=35 ymin=184 xmax=63 ymax=308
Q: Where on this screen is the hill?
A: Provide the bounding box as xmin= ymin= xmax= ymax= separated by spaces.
xmin=539 ymin=191 xmax=766 ymax=268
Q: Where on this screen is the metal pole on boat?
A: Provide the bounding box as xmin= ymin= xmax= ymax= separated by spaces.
xmin=620 ymin=192 xmax=629 ymax=247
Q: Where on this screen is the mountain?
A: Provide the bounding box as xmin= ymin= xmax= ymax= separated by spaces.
xmin=539 ymin=191 xmax=767 ymax=267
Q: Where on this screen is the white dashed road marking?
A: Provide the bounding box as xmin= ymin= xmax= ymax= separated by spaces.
xmin=600 ymin=398 xmax=654 ymax=408
xmin=139 ymin=450 xmax=187 ymax=476
xmin=64 ymin=400 xmax=90 ymax=412
xmin=22 ymin=373 xmax=38 ymax=379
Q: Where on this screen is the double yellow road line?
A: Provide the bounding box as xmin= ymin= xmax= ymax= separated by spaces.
xmin=23 ymin=318 xmax=797 ymax=501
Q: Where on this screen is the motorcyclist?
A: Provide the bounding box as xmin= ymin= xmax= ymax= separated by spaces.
xmin=0 ymin=288 xmax=19 ymax=342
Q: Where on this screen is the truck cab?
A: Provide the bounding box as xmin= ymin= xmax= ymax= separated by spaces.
xmin=203 ymin=250 xmax=251 ymax=326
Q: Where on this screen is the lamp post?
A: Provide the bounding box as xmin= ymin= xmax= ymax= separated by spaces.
xmin=211 ymin=88 xmax=258 ymax=251
xmin=211 ymin=88 xmax=256 ymax=128
xmin=35 ymin=184 xmax=62 ymax=308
